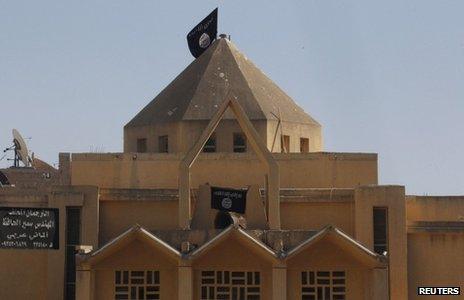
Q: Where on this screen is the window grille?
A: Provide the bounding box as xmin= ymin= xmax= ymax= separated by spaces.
xmin=301 ymin=271 xmax=346 ymax=300
xmin=115 ymin=270 xmax=160 ymax=300
xmin=201 ymin=270 xmax=260 ymax=300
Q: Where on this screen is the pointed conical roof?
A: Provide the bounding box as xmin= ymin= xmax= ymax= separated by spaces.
xmin=125 ymin=38 xmax=319 ymax=127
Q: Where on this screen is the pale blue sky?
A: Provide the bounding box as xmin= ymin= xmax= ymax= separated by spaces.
xmin=1 ymin=1 xmax=463 ymax=195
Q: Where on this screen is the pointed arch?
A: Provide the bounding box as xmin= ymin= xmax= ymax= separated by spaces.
xmin=178 ymin=94 xmax=280 ymax=229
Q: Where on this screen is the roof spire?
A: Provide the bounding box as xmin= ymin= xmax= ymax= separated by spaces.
xmin=219 ymin=33 xmax=230 ymax=40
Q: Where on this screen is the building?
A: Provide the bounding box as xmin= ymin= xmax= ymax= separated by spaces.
xmin=0 ymin=36 xmax=463 ymax=300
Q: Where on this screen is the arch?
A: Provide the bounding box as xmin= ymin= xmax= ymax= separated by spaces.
xmin=178 ymin=94 xmax=280 ymax=229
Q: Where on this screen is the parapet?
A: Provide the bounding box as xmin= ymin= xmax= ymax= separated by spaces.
xmin=69 ymin=151 xmax=378 ymax=189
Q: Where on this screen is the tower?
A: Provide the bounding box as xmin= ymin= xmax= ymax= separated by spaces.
xmin=124 ymin=37 xmax=322 ymax=154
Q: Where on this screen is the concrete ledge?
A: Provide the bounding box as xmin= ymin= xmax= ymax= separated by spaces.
xmin=98 ymin=187 xmax=355 ymax=203
xmin=269 ymin=188 xmax=354 ymax=203
xmin=408 ymin=221 xmax=464 ymax=232
xmin=69 ymin=151 xmax=378 ymax=162
xmin=99 ymin=188 xmax=181 ymax=202
xmin=406 ymin=195 xmax=464 ymax=202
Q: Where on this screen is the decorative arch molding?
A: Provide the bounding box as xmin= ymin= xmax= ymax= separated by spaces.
xmin=178 ymin=93 xmax=281 ymax=229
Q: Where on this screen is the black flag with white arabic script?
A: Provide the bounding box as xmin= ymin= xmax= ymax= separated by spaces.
xmin=211 ymin=186 xmax=247 ymax=214
xmin=187 ymin=8 xmax=218 ymax=58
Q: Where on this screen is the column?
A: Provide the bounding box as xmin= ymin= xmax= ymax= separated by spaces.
xmin=178 ymin=264 xmax=193 ymax=300
xmin=76 ymin=268 xmax=94 ymax=300
xmin=273 ymin=266 xmax=287 ymax=300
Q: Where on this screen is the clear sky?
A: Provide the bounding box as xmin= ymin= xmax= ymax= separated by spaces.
xmin=1 ymin=1 xmax=463 ymax=195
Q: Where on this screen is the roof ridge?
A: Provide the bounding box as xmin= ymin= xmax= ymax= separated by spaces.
xmin=224 ymin=40 xmax=270 ymax=121
xmin=124 ymin=40 xmax=220 ymax=127
xmin=177 ymin=43 xmax=219 ymax=121
xmin=227 ymin=40 xmax=320 ymax=126
xmin=181 ymin=39 xmax=233 ymax=120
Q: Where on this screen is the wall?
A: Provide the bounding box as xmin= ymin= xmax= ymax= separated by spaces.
xmin=93 ymin=239 xmax=178 ymax=300
xmin=97 ymin=187 xmax=357 ymax=246
xmin=124 ymin=118 xmax=322 ymax=155
xmin=124 ymin=123 xmax=180 ymax=153
xmin=124 ymin=120 xmax=268 ymax=154
xmin=354 ymin=185 xmax=408 ymax=300
xmin=192 ymin=234 xmax=273 ymax=300
xmin=266 ymin=119 xmax=323 ymax=153
xmin=0 ymin=189 xmax=48 ymax=299
xmin=406 ymin=196 xmax=464 ymax=299
xmin=99 ymin=200 xmax=178 ymax=245
xmin=0 ymin=250 xmax=48 ymax=298
xmin=406 ymin=196 xmax=464 ymax=222
xmin=69 ymin=152 xmax=377 ymax=190
xmin=179 ymin=119 xmax=268 ymax=153
xmin=286 ymin=239 xmax=375 ymax=300
xmin=407 ymin=232 xmax=464 ymax=300
xmin=0 ymin=185 xmax=99 ymax=300
xmin=281 ymin=202 xmax=354 ymax=234
xmin=280 ymin=188 xmax=354 ymax=233
xmin=79 ymin=227 xmax=388 ymax=300
xmin=1 ymin=166 xmax=59 ymax=189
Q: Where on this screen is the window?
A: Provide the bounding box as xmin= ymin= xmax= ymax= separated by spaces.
xmin=137 ymin=138 xmax=147 ymax=153
xmin=301 ymin=271 xmax=345 ymax=300
xmin=300 ymin=138 xmax=309 ymax=153
xmin=158 ymin=135 xmax=168 ymax=153
xmin=203 ymin=134 xmax=216 ymax=152
xmin=115 ymin=270 xmax=160 ymax=300
xmin=201 ymin=270 xmax=260 ymax=300
xmin=281 ymin=135 xmax=290 ymax=153
xmin=65 ymin=207 xmax=81 ymax=300
xmin=233 ymin=133 xmax=246 ymax=153
xmin=373 ymin=207 xmax=388 ymax=255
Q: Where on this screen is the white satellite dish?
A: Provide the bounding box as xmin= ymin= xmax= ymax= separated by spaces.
xmin=12 ymin=129 xmax=31 ymax=167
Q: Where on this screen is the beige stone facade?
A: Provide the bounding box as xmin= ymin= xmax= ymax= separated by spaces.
xmin=0 ymin=37 xmax=463 ymax=300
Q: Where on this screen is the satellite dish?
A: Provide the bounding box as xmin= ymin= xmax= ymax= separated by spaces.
xmin=12 ymin=129 xmax=31 ymax=167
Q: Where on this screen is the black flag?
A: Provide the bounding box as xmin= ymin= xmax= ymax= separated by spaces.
xmin=211 ymin=186 xmax=247 ymax=214
xmin=187 ymin=8 xmax=218 ymax=58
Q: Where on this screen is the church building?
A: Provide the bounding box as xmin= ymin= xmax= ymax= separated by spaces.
xmin=0 ymin=35 xmax=463 ymax=300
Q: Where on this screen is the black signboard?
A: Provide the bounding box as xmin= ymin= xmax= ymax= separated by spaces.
xmin=211 ymin=186 xmax=247 ymax=214
xmin=187 ymin=8 xmax=218 ymax=58
xmin=0 ymin=207 xmax=59 ymax=249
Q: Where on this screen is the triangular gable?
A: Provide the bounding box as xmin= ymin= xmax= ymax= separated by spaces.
xmin=80 ymin=225 xmax=181 ymax=266
xmin=188 ymin=225 xmax=279 ymax=263
xmin=285 ymin=226 xmax=386 ymax=268
xmin=179 ymin=94 xmax=280 ymax=229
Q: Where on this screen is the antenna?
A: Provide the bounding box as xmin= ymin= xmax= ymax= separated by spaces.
xmin=3 ymin=129 xmax=33 ymax=168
